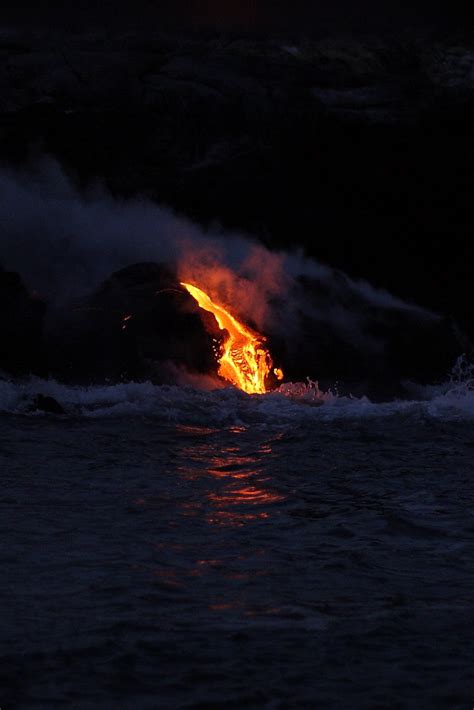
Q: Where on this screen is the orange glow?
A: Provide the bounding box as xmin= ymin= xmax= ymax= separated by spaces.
xmin=181 ymin=282 xmax=281 ymax=395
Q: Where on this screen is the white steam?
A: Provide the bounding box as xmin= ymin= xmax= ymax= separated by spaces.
xmin=0 ymin=158 xmax=437 ymax=351
xmin=0 ymin=159 xmax=287 ymax=331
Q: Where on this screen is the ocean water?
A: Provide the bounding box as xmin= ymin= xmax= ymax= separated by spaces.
xmin=1 ymin=378 xmax=474 ymax=708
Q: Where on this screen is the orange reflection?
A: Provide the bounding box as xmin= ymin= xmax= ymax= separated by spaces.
xmin=208 ymin=486 xmax=282 ymax=506
xmin=174 ymin=431 xmax=286 ymax=527
xmin=205 ymin=443 xmax=284 ymax=526
xmin=152 ymin=569 xmax=183 ymax=589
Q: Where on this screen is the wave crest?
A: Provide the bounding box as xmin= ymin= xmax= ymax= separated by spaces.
xmin=2 ymin=372 xmax=474 ymax=424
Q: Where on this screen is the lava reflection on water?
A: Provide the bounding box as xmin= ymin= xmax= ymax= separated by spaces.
xmin=206 ymin=444 xmax=284 ymax=526
xmin=174 ymin=428 xmax=285 ymax=527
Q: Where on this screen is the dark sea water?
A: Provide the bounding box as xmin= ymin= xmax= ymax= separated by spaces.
xmin=1 ymin=381 xmax=474 ymax=708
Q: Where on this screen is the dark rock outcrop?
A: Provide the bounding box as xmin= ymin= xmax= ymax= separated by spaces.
xmin=0 ymin=259 xmax=470 ymax=398
xmin=0 ymin=266 xmax=46 ymax=375
xmin=267 ymin=272 xmax=470 ymax=399
xmin=0 ymin=30 xmax=473 ymax=340
xmin=28 ymin=394 xmax=65 ymax=415
xmin=45 ymin=262 xmax=219 ymax=383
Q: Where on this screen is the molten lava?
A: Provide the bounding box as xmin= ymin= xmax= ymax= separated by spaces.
xmin=181 ymin=282 xmax=282 ymax=395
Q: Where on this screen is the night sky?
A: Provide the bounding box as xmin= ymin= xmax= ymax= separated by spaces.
xmin=1 ymin=0 xmax=470 ymax=34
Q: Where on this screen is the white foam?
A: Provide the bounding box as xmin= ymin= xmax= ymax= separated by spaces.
xmin=425 ymin=383 xmax=474 ymax=419
xmin=1 ymin=375 xmax=473 ymax=424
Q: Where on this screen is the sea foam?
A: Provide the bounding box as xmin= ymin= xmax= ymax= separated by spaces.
xmin=1 ymin=373 xmax=473 ymax=424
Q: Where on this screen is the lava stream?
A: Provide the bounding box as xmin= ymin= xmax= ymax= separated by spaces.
xmin=181 ymin=282 xmax=282 ymax=395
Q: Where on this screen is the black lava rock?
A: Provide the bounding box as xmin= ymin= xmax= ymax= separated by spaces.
xmin=0 ymin=266 xmax=46 ymax=376
xmin=29 ymin=394 xmax=65 ymax=415
xmin=44 ymin=262 xmax=219 ymax=383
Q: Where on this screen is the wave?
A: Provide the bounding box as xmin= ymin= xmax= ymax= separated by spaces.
xmin=1 ymin=374 xmax=473 ymax=424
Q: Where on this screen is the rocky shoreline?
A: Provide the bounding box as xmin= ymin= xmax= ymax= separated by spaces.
xmin=1 ymin=29 xmax=472 ymax=395
xmin=0 ymin=260 xmax=468 ymax=400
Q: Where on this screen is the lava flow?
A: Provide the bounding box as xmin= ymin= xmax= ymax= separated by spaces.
xmin=181 ymin=282 xmax=282 ymax=395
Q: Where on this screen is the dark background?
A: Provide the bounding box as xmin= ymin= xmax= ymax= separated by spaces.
xmin=1 ymin=1 xmax=471 ymax=34
xmin=0 ymin=0 xmax=473 ymax=388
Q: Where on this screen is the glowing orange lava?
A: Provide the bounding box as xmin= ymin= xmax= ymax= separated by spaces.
xmin=181 ymin=282 xmax=282 ymax=395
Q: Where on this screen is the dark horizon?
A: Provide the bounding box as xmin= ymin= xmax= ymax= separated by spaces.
xmin=1 ymin=0 xmax=470 ymax=36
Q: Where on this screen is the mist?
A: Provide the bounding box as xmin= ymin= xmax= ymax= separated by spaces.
xmin=0 ymin=158 xmax=441 ymax=362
